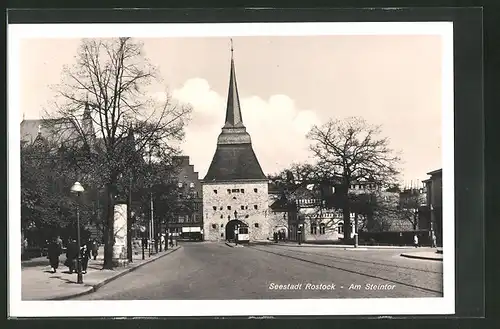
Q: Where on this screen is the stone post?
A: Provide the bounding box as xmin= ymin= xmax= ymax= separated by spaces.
xmin=113 ymin=203 xmax=129 ymax=267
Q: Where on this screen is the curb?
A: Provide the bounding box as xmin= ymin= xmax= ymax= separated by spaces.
xmin=47 ymin=246 xmax=181 ymax=300
xmin=400 ymin=253 xmax=443 ymax=261
xmin=225 ymin=242 xmax=243 ymax=248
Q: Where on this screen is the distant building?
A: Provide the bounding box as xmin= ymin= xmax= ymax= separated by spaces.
xmin=422 ymin=169 xmax=443 ymax=246
xmin=202 ymin=47 xmax=270 ymax=242
xmin=21 ymin=103 xmax=97 ymax=149
xmin=168 ymin=156 xmax=203 ymax=240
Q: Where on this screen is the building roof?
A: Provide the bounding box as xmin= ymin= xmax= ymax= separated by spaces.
xmin=427 ymin=168 xmax=443 ymax=176
xmin=21 ymin=118 xmax=80 ymax=145
xmin=204 ymin=143 xmax=267 ymax=182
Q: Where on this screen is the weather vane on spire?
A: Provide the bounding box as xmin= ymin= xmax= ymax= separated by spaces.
xmin=230 ymin=38 xmax=234 ymax=56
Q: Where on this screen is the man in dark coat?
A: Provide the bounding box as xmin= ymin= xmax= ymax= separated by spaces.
xmin=65 ymin=239 xmax=78 ymax=273
xmin=91 ymin=239 xmax=99 ymax=260
xmin=47 ymin=238 xmax=62 ymax=273
xmin=80 ymin=242 xmax=91 ymax=274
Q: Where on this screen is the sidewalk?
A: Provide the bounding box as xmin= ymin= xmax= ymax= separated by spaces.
xmin=22 ymin=245 xmax=181 ymax=300
xmin=400 ymin=248 xmax=443 ymax=261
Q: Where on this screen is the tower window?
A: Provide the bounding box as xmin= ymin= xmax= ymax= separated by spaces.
xmin=221 ymin=223 xmax=224 ymax=228
xmin=241 ymin=189 xmax=245 ymax=193
xmin=220 ymin=214 xmax=223 ymax=219
xmin=232 ymin=189 xmax=240 ymax=193
xmin=227 ymin=206 xmax=232 ymax=210
xmin=221 ymin=233 xmax=224 ymax=237
xmin=233 ymin=196 xmax=237 ymax=200
xmin=220 ymin=207 xmax=223 ymax=210
xmin=254 ymin=188 xmax=258 ymax=193
xmin=254 ymin=223 xmax=259 ymax=228
xmin=241 ymin=205 xmax=245 ymax=210
xmin=245 ymin=214 xmax=249 ymax=218
xmin=254 ymin=205 xmax=258 ymax=210
xmin=227 ymin=189 xmax=231 ymax=194
xmin=213 ymin=206 xmax=217 ymax=211
xmin=212 ymin=224 xmax=217 ymax=229
xmin=320 ymin=223 xmax=326 ymax=234
xmin=213 ymin=189 xmax=218 ymax=194
xmin=245 ymin=206 xmax=248 ymax=210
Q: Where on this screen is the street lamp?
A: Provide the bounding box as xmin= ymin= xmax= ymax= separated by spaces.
xmin=70 ymin=181 xmax=85 ymax=284
xmin=234 ymin=210 xmax=238 ymax=245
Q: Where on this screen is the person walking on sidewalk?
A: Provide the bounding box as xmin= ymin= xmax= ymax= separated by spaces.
xmin=65 ymin=239 xmax=78 ymax=273
xmin=431 ymin=232 xmax=437 ymax=248
xmin=80 ymin=242 xmax=91 ymax=274
xmin=47 ymin=237 xmax=62 ymax=273
xmin=91 ymin=239 xmax=99 ymax=260
xmin=413 ymin=234 xmax=419 ymax=248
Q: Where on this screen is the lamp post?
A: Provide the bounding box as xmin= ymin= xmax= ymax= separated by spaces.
xmin=70 ymin=181 xmax=85 ymax=284
xmin=140 ymin=225 xmax=146 ymax=260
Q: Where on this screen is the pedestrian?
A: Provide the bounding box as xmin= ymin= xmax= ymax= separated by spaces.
xmin=65 ymin=239 xmax=78 ymax=273
xmin=431 ymin=232 xmax=437 ymax=248
xmin=47 ymin=237 xmax=62 ymax=273
xmin=91 ymin=239 xmax=99 ymax=260
xmin=413 ymin=234 xmax=419 ymax=248
xmin=80 ymin=242 xmax=91 ymax=274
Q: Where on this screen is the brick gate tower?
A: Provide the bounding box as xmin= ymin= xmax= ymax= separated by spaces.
xmin=202 ymin=41 xmax=269 ymax=242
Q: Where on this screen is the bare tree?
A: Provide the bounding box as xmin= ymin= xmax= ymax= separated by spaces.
xmin=398 ymin=190 xmax=425 ymax=230
xmin=306 ymin=117 xmax=401 ymax=243
xmin=44 ymin=37 xmax=192 ymax=269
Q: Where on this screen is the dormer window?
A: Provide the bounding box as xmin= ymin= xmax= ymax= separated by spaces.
xmin=241 ymin=189 xmax=245 ymax=193
xmin=227 ymin=206 xmax=232 ymax=210
xmin=227 ymin=189 xmax=231 ymax=194
xmin=213 ymin=189 xmax=218 ymax=194
xmin=254 ymin=188 xmax=258 ymax=193
xmin=241 ymin=205 xmax=245 ymax=210
xmin=254 ymin=205 xmax=258 ymax=210
xmin=212 ymin=206 xmax=217 ymax=211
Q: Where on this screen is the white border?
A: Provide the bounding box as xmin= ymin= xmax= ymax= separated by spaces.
xmin=8 ymin=22 xmax=454 ymax=317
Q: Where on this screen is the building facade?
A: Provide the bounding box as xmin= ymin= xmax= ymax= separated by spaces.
xmin=202 ymin=47 xmax=270 ymax=242
xmin=423 ymin=169 xmax=443 ymax=246
xmin=168 ymin=156 xmax=203 ymax=239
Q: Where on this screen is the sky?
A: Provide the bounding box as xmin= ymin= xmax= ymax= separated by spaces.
xmin=18 ymin=35 xmax=443 ymax=186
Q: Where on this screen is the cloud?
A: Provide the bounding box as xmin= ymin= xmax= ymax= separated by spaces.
xmin=172 ymin=78 xmax=321 ymax=178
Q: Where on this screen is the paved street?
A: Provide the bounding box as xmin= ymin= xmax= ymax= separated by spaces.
xmin=74 ymin=242 xmax=442 ymax=300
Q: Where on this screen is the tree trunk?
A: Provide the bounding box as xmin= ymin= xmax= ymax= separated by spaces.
xmin=102 ymin=178 xmax=116 ymax=269
xmin=343 ymin=205 xmax=352 ymax=243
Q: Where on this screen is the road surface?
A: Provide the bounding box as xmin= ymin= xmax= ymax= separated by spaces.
xmin=74 ymin=242 xmax=443 ymax=300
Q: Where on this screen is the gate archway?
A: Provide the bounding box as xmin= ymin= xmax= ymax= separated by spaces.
xmin=225 ymin=220 xmax=247 ymax=242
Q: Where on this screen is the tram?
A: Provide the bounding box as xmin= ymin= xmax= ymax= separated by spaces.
xmin=236 ymin=226 xmax=249 ymax=243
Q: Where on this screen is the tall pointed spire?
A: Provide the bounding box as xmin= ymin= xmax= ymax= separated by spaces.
xmin=203 ymin=39 xmax=266 ymax=182
xmin=224 ymin=38 xmax=244 ymax=128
